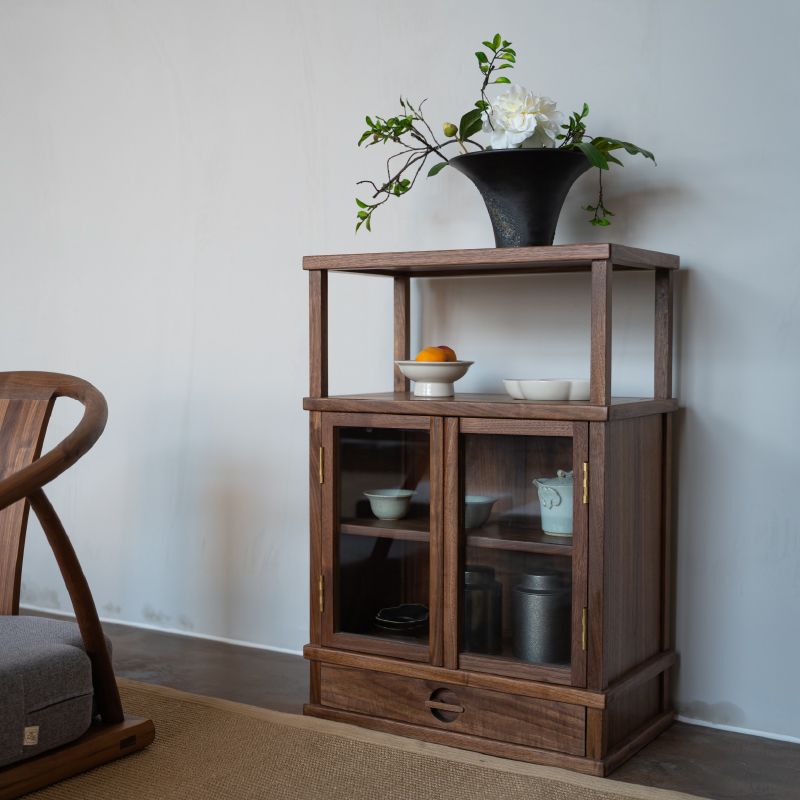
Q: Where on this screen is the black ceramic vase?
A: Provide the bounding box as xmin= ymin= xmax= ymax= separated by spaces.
xmin=449 ymin=149 xmax=592 ymax=248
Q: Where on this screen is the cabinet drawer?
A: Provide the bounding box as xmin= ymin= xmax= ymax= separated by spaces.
xmin=319 ymin=665 xmax=585 ymax=756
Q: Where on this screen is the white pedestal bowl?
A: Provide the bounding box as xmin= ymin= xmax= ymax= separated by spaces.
xmin=395 ymin=361 xmax=473 ymax=397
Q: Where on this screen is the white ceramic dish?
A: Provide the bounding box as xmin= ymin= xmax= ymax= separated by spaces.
xmin=502 ymin=379 xmax=525 ymax=400
xmin=395 ymin=361 xmax=473 ymax=397
xmin=518 ymin=379 xmax=571 ymax=401
xmin=363 ymin=489 xmax=414 ymax=521
xmin=502 ymin=378 xmax=590 ymax=402
xmin=567 ymin=379 xmax=590 ymax=401
xmin=464 ymin=495 xmax=496 ymax=529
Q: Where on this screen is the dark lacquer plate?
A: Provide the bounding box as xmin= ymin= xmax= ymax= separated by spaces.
xmin=374 ymin=603 xmax=429 ymax=632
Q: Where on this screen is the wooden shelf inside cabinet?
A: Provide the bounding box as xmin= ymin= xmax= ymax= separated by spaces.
xmin=466 ymin=522 xmax=573 ymax=557
xmin=340 ymin=518 xmax=430 ymax=543
xmin=353 ymin=628 xmax=429 ymax=647
xmin=463 ymin=642 xmax=571 ymax=673
xmin=459 ymin=647 xmax=573 ymax=686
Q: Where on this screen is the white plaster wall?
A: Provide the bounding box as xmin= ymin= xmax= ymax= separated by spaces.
xmin=1 ymin=0 xmax=798 ymax=739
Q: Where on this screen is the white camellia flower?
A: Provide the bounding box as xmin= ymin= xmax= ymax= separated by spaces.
xmin=482 ymin=85 xmax=565 ymax=150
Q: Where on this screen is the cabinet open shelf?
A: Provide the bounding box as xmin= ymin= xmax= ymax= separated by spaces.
xmin=340 ymin=518 xmax=430 ymax=543
xmin=466 ymin=522 xmax=573 ymax=557
xmin=305 ymin=393 xmax=678 ymax=422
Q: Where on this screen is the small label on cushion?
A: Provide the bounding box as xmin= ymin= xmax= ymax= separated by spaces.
xmin=23 ymin=726 xmax=39 ymax=746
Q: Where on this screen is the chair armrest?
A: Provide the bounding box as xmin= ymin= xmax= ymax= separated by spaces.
xmin=0 ymin=372 xmax=107 ymax=511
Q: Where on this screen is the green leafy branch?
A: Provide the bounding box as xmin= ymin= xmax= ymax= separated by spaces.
xmin=556 ymin=103 xmax=656 ymax=225
xmin=355 ymin=34 xmax=516 ymax=232
xmin=355 ymin=93 xmax=489 ymax=232
xmin=473 ymin=34 xmax=516 ymax=129
xmin=355 ymin=98 xmax=445 ymax=232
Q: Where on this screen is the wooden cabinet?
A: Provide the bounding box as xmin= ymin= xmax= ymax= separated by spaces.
xmin=303 ymin=244 xmax=679 ymax=776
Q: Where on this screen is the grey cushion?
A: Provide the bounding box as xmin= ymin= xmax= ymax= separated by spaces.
xmin=0 ymin=616 xmax=98 ymax=767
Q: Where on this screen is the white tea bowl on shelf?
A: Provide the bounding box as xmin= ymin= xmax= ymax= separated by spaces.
xmin=395 ymin=361 xmax=473 ymax=397
xmin=463 ymin=495 xmax=496 ymax=529
xmin=363 ymin=489 xmax=414 ymax=521
xmin=518 ymin=379 xmax=571 ymax=401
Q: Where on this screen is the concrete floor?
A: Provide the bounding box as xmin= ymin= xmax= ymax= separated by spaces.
xmin=92 ymin=617 xmax=800 ymax=800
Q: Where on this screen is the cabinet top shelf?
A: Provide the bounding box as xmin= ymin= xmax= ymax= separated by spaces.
xmin=303 ymin=243 xmax=679 ymax=278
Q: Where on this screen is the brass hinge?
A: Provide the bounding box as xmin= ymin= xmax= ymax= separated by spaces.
xmin=319 ymin=446 xmax=324 ymax=484
xmin=582 ymin=607 xmax=588 ymax=651
xmin=318 ymin=575 xmax=325 ymax=614
xmin=582 ymin=462 xmax=589 ymax=504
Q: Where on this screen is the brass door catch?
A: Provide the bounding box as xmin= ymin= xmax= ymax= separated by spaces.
xmin=319 ymin=446 xmax=324 ymax=484
xmin=582 ymin=462 xmax=589 ymax=504
xmin=318 ymin=575 xmax=325 ymax=614
xmin=582 ymin=607 xmax=588 ymax=651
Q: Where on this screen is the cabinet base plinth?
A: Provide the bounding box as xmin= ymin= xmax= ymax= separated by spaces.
xmin=303 ymin=702 xmax=674 ymax=778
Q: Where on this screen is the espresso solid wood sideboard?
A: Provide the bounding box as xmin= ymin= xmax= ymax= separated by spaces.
xmin=302 ymin=243 xmax=678 ymax=776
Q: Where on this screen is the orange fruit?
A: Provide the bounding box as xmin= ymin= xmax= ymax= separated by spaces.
xmin=437 ymin=345 xmax=457 ymax=362
xmin=415 ymin=346 xmax=449 ymax=362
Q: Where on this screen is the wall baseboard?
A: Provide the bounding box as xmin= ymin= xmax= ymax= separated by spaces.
xmin=675 ymin=715 xmax=800 ymax=745
xmin=20 ymin=604 xmax=800 ymax=744
xmin=19 ymin=604 xmax=304 ymax=658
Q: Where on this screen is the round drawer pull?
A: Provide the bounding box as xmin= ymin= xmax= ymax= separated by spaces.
xmin=424 ymin=700 xmax=465 ymax=714
xmin=426 ymin=688 xmax=463 ymax=723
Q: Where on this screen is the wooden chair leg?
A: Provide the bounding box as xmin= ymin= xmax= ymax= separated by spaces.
xmin=0 ymin=717 xmax=155 ymax=800
xmin=29 ymin=489 xmax=123 ymax=723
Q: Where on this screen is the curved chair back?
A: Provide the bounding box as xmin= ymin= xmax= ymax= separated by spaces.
xmin=0 ymin=383 xmax=54 ymax=615
xmin=0 ymin=372 xmax=121 ymax=722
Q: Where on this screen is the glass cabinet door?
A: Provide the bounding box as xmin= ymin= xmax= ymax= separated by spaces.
xmin=454 ymin=420 xmax=587 ymax=685
xmin=322 ymin=414 xmax=440 ymax=663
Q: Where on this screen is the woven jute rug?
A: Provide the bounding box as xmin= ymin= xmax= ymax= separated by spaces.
xmin=28 ymin=680 xmax=700 ymax=800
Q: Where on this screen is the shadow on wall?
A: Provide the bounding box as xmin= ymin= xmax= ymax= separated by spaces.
xmin=677 ymin=699 xmax=746 ymax=727
xmin=551 ymin=172 xmax=694 ymax=246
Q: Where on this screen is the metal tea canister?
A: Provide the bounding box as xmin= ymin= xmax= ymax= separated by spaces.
xmin=532 ymin=469 xmax=574 ymax=536
xmin=511 ymin=569 xmax=571 ymax=664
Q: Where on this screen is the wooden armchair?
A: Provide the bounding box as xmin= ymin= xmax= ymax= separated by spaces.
xmin=0 ymin=372 xmax=153 ymax=800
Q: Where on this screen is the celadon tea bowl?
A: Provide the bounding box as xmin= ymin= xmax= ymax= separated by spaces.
xmin=532 ymin=470 xmax=573 ymax=536
xmin=463 ymin=495 xmax=496 ymax=529
xmin=363 ymin=489 xmax=414 ymax=520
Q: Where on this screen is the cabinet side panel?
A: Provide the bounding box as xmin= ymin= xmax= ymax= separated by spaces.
xmin=603 ymin=415 xmax=663 ymax=684
xmin=309 ymin=412 xmax=322 ymax=645
xmin=606 ymin=677 xmax=661 ymax=751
